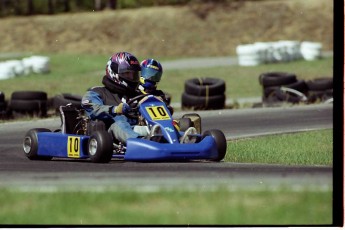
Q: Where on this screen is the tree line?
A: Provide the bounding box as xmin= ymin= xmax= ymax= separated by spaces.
xmin=0 ymin=0 xmax=117 ymax=16
xmin=0 ymin=0 xmax=198 ymax=16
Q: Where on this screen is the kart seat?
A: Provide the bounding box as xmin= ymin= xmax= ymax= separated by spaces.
xmin=59 ymin=105 xmax=81 ymax=134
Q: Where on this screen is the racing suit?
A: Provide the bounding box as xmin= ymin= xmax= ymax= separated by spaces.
xmin=81 ymin=76 xmax=141 ymax=143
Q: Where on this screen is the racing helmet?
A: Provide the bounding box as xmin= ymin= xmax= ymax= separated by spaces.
xmin=140 ymin=59 xmax=163 ymax=91
xmin=106 ymin=52 xmax=141 ymax=91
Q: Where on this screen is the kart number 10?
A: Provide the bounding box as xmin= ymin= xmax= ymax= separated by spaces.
xmin=67 ymin=136 xmax=80 ymax=158
xmin=146 ymin=106 xmax=170 ymax=120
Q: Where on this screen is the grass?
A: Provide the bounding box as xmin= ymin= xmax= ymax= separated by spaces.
xmin=0 ymin=188 xmax=332 ymax=225
xmin=226 ymin=129 xmax=333 ymax=166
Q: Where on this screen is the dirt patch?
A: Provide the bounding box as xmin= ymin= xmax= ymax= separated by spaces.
xmin=0 ymin=0 xmax=333 ymax=57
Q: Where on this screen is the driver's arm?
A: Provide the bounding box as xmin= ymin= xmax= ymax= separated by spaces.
xmin=82 ymin=90 xmax=123 ymax=120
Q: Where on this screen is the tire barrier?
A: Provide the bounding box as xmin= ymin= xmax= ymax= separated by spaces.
xmin=0 ymin=55 xmax=50 ymax=80
xmin=0 ymin=91 xmax=84 ymax=120
xmin=236 ymin=44 xmax=262 ymax=66
xmin=305 ymin=78 xmax=333 ymax=103
xmin=8 ymin=90 xmax=48 ymax=117
xmin=0 ymin=91 xmax=8 ymax=119
xmin=259 ymin=72 xmax=332 ymax=105
xmin=300 ymin=42 xmax=322 ymax=61
xmin=237 ymin=41 xmax=322 ymax=66
xmin=184 ymin=78 xmax=226 ymax=96
xmin=259 ymin=72 xmax=297 ymax=88
xmin=0 ymin=91 xmax=5 ymax=105
xmin=182 ymin=77 xmax=226 ymax=110
xmin=53 ymin=93 xmax=83 ymax=110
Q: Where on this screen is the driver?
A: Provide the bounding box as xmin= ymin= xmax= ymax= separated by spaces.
xmin=138 ymin=58 xmax=174 ymax=115
xmin=81 ymin=52 xmax=149 ymax=144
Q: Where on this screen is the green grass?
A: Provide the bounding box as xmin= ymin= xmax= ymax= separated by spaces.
xmin=0 ymin=188 xmax=332 ymax=225
xmin=0 ymin=54 xmax=333 ymax=103
xmin=226 ymin=129 xmax=332 ymax=166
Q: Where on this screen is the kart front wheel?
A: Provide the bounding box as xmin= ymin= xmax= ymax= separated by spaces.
xmin=23 ymin=128 xmax=53 ymax=160
xmin=203 ymin=129 xmax=227 ymax=161
xmin=87 ymin=130 xmax=113 ymax=163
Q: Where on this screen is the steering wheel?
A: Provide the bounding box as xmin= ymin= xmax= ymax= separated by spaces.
xmin=126 ymin=94 xmax=153 ymax=118
xmin=127 ymin=94 xmax=152 ymax=108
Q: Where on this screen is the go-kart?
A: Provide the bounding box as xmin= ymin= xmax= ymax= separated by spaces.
xmin=23 ymin=94 xmax=227 ymax=163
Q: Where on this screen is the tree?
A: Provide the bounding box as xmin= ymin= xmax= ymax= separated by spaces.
xmin=94 ymin=0 xmax=102 ymax=10
xmin=27 ymin=0 xmax=34 ymax=15
xmin=48 ymin=0 xmax=54 ymax=14
xmin=62 ymin=0 xmax=70 ymax=12
xmin=107 ymin=0 xmax=117 ymax=9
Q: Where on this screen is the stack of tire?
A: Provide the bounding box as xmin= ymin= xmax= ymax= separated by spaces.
xmin=259 ymin=72 xmax=308 ymax=105
xmin=1 ymin=91 xmax=83 ymax=119
xmin=182 ymin=77 xmax=226 ymax=110
xmin=305 ymin=78 xmax=333 ymax=103
xmin=52 ymin=93 xmax=83 ymax=111
xmin=8 ymin=91 xmax=48 ymax=117
xmin=0 ymin=92 xmax=9 ymax=119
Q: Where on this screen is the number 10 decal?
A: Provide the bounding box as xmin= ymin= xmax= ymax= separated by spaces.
xmin=146 ymin=106 xmax=170 ymax=120
xmin=67 ymin=136 xmax=80 ymax=158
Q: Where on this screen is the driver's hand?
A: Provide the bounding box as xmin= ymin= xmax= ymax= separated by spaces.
xmin=114 ymin=102 xmax=131 ymax=115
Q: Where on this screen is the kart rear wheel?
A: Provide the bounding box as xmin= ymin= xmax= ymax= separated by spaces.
xmin=203 ymin=129 xmax=227 ymax=161
xmin=87 ymin=130 xmax=113 ymax=163
xmin=23 ymin=128 xmax=53 ymax=160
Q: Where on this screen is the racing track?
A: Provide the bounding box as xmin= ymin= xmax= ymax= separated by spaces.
xmin=0 ymin=104 xmax=333 ymax=190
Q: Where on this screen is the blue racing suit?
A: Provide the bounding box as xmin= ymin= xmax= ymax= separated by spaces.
xmin=81 ymin=82 xmax=141 ymax=144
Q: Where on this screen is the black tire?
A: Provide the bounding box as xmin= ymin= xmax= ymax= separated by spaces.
xmin=181 ymin=92 xmax=225 ymax=110
xmin=202 ymin=129 xmax=227 ymax=161
xmin=305 ymin=78 xmax=333 ymax=91
xmin=11 ymin=91 xmax=47 ymax=100
xmin=259 ymin=72 xmax=297 ymax=87
xmin=179 ymin=118 xmax=193 ymax=132
xmin=23 ymin=128 xmax=53 ymax=160
xmin=275 ymin=88 xmax=302 ymax=103
xmin=262 ymin=88 xmax=283 ymax=104
xmin=9 ymin=99 xmax=47 ymax=116
xmin=263 ymin=80 xmax=308 ymax=104
xmin=0 ymin=101 xmax=6 ymax=111
xmin=282 ymin=80 xmax=308 ymax=94
xmin=0 ymin=101 xmax=11 ymax=119
xmin=87 ymin=130 xmax=113 ymax=163
xmin=308 ymin=89 xmax=333 ymax=103
xmin=0 ymin=91 xmax=5 ymax=102
xmin=185 ymin=78 xmax=226 ymax=96
xmin=263 ymin=86 xmax=280 ymax=98
xmin=53 ymin=93 xmax=82 ymax=110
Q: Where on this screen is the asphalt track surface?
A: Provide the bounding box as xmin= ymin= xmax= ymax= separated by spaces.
xmin=0 ymin=103 xmax=333 ymax=191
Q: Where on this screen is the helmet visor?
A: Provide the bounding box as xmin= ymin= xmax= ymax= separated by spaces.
xmin=118 ymin=71 xmax=139 ymax=83
xmin=141 ymin=68 xmax=162 ymax=82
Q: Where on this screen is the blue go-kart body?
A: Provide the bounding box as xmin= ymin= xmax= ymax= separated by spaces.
xmin=23 ymin=95 xmax=227 ymax=162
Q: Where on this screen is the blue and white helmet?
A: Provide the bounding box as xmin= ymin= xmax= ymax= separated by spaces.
xmin=139 ymin=59 xmax=163 ymax=91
